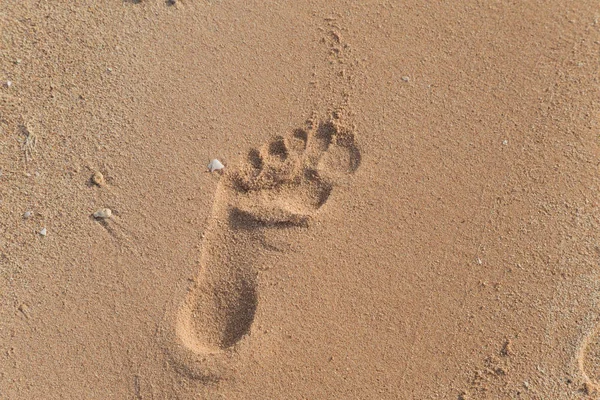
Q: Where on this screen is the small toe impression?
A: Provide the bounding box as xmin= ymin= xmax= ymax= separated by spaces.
xmin=316 ymin=122 xmax=361 ymax=177
xmin=247 ymin=148 xmax=264 ymax=170
xmin=320 ymin=132 xmax=361 ymax=175
xmin=289 ymin=128 xmax=308 ymax=152
xmin=313 ymin=121 xmax=336 ymax=152
xmin=267 ymin=136 xmax=288 ymax=160
xmin=334 ymin=132 xmax=361 ymax=173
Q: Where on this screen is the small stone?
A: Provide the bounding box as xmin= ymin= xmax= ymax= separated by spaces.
xmin=207 ymin=159 xmax=224 ymax=172
xmin=92 ymin=171 xmax=105 ymax=186
xmin=502 ymin=139 xmax=508 ymax=145
xmin=23 ymin=211 xmax=33 ymax=219
xmin=15 ymin=59 xmax=21 ymax=65
xmin=39 ymin=227 xmax=47 ymax=236
xmin=401 ymin=76 xmax=410 ymax=82
xmin=93 ymin=208 xmax=112 ymax=219
xmin=4 ymin=81 xmax=12 ymax=88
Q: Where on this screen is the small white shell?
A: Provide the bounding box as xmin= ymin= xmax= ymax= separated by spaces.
xmin=93 ymin=208 xmax=112 ymax=219
xmin=207 ymin=159 xmax=224 ymax=172
xmin=39 ymin=227 xmax=47 ymax=236
xmin=23 ymin=211 xmax=33 ymax=219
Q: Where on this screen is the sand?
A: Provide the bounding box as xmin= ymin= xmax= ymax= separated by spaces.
xmin=2 ymin=1 xmax=600 ymax=399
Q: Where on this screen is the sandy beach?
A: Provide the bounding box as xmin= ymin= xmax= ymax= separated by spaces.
xmin=2 ymin=1 xmax=600 ymax=398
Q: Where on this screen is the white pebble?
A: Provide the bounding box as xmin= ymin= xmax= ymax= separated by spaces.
xmin=39 ymin=227 xmax=47 ymax=236
xmin=4 ymin=81 xmax=12 ymax=88
xmin=23 ymin=211 xmax=33 ymax=219
xmin=502 ymin=139 xmax=508 ymax=145
xmin=93 ymin=208 xmax=112 ymax=219
xmin=207 ymin=159 xmax=224 ymax=172
xmin=401 ymin=76 xmax=410 ymax=82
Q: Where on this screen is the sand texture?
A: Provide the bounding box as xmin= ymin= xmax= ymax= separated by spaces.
xmin=2 ymin=1 xmax=600 ymax=399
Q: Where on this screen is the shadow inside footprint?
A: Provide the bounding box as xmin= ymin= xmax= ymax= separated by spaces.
xmin=247 ymin=148 xmax=264 ymax=170
xmin=228 ymin=207 xmax=309 ymax=229
xmin=268 ymin=136 xmax=288 ymax=159
xmin=314 ymin=121 xmax=335 ymax=151
xmin=219 ymin=278 xmax=258 ymax=349
xmin=179 ymin=271 xmax=258 ymax=353
xmin=292 ymin=128 xmax=308 ymax=149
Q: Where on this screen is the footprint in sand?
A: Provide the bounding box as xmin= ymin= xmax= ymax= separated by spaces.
xmin=167 ymin=117 xmax=360 ymax=381
xmin=578 ymin=325 xmax=600 ymax=395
